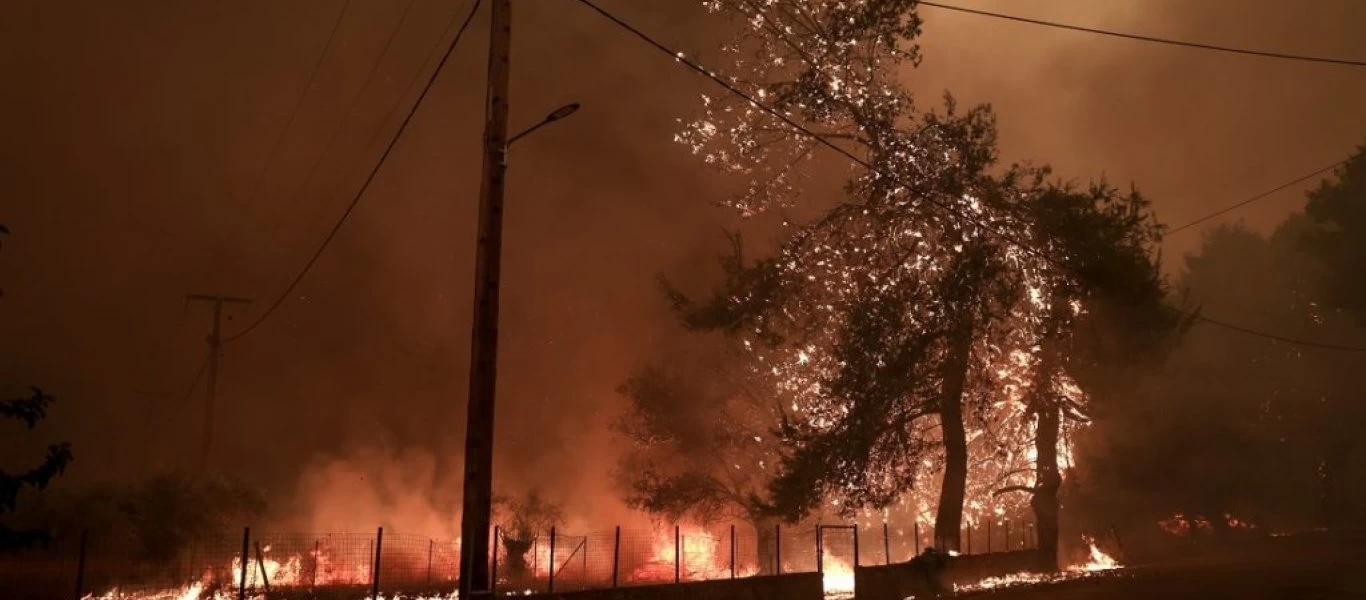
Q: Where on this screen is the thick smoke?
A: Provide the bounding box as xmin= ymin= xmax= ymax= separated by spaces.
xmin=2 ymin=0 xmax=1364 ymax=536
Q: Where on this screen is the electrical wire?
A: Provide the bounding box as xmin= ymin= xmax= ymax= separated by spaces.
xmin=1164 ymin=160 xmax=1346 ymax=237
xmin=571 ymin=0 xmax=1366 ymax=354
xmin=917 ymin=1 xmax=1366 ymax=68
xmin=152 ymin=355 xmax=210 ymax=432
xmin=271 ymin=0 xmax=420 ymax=225
xmin=238 ymin=0 xmax=355 ymax=215
xmin=225 ymin=0 xmax=484 ymax=343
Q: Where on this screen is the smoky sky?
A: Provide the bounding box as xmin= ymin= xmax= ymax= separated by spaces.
xmin=2 ymin=0 xmax=1364 ymax=522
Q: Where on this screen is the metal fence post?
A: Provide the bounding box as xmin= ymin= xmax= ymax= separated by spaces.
xmin=548 ymin=527 xmax=556 ymax=593
xmin=816 ymin=526 xmax=823 ymax=575
xmin=372 ymin=527 xmax=383 ymax=600
xmin=427 ymin=539 xmax=434 ymax=585
xmin=254 ymin=541 xmax=271 ymax=593
xmin=775 ymin=524 xmax=781 ymax=575
xmin=1005 ymin=520 xmax=1011 ymax=551
xmin=913 ymin=522 xmax=920 ymax=556
xmin=853 ymin=526 xmax=860 ymax=568
xmin=883 ymin=523 xmax=891 ymax=565
xmin=987 ymin=519 xmax=993 ymax=554
xmin=73 ymin=528 xmax=88 ymax=600
xmin=673 ymin=525 xmax=681 ymax=584
xmin=491 ymin=526 xmax=500 ymax=596
xmin=730 ymin=524 xmax=737 ymax=579
xmin=612 ymin=526 xmax=621 ymax=588
xmin=966 ymin=523 xmax=972 ymax=555
xmin=238 ymin=527 xmax=250 ymax=600
xmin=312 ymin=539 xmax=320 ymax=589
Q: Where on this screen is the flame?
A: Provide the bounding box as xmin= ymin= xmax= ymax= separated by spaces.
xmin=630 ymin=526 xmax=743 ymax=582
xmin=83 ymin=587 xmax=459 ymax=600
xmin=81 ymin=544 xmax=382 ymax=600
xmin=1068 ymin=537 xmax=1120 ymax=573
xmin=955 ymin=571 xmax=1059 ymax=593
xmin=821 ymin=555 xmax=855 ymax=597
xmin=957 ymin=538 xmax=1122 ymax=595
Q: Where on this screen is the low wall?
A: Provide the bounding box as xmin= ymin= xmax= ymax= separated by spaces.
xmin=523 ymin=572 xmax=824 ymax=600
xmin=855 ymin=550 xmax=1044 ymax=600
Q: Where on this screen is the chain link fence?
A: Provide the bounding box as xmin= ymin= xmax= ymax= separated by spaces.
xmin=0 ymin=519 xmax=1036 ymax=599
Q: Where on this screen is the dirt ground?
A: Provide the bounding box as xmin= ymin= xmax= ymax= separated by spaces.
xmin=966 ymin=534 xmax=1366 ymax=600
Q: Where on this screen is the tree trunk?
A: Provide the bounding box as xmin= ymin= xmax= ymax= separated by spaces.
xmin=502 ymin=536 xmax=534 ymax=583
xmin=933 ymin=321 xmax=973 ymax=553
xmin=1028 ymin=303 xmax=1069 ymax=573
xmin=1032 ymin=401 xmax=1061 ymax=572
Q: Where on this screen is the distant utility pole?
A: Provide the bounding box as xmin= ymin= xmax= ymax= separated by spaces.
xmin=458 ymin=0 xmax=512 ymax=597
xmin=186 ymin=293 xmax=250 ymax=473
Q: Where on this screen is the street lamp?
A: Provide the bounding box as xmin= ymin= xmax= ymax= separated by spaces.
xmin=508 ymin=102 xmax=581 ymax=147
xmin=458 ymin=98 xmax=580 ymax=599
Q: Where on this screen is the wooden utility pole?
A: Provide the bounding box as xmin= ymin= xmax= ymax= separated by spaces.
xmin=186 ymin=293 xmax=250 ymax=473
xmin=457 ymin=0 xmax=512 ymax=597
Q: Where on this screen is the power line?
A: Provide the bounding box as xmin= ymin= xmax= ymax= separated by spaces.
xmin=1193 ymin=314 xmax=1366 ymax=353
xmin=270 ymin=0 xmax=420 ymax=228
xmin=571 ymin=0 xmax=1366 ymax=354
xmin=916 ymin=1 xmax=1366 ymax=68
xmin=238 ymin=0 xmax=355 ymax=214
xmin=225 ymin=0 xmax=484 ymax=343
xmin=1164 ymin=160 xmax=1346 ymax=236
xmin=153 ymin=355 xmax=210 ymax=433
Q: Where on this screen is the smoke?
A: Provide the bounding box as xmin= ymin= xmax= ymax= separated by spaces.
xmin=286 ymin=445 xmax=463 ymax=539
xmin=2 ymin=0 xmax=1364 ymax=538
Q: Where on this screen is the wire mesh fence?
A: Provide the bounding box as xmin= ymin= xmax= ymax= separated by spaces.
xmin=0 ymin=519 xmax=1038 ymax=599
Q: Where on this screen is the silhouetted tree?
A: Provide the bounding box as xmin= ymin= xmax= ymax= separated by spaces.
xmin=1072 ymin=215 xmax=1366 ymax=549
xmin=494 ymin=489 xmax=563 ymax=582
xmin=16 ymin=473 xmax=264 ymax=563
xmin=2 ymin=225 xmax=75 ymax=551
xmin=1302 ymin=145 xmax=1366 ymax=323
xmin=613 ymin=331 xmax=784 ymax=572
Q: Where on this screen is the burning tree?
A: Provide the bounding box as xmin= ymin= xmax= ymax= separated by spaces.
xmin=613 ymin=325 xmax=784 ymax=573
xmin=676 ymin=0 xmax=1012 ymax=550
xmin=676 ymin=0 xmax=1187 ymax=567
xmin=991 ymin=182 xmax=1178 ymax=570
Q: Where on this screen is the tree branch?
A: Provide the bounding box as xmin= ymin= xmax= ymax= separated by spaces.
xmin=993 ymin=485 xmax=1038 ymax=497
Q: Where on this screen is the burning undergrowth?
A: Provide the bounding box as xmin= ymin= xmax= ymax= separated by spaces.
xmin=951 ymin=537 xmax=1124 ymax=595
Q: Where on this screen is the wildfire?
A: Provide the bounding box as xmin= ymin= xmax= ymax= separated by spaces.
xmin=1159 ymin=512 xmax=1254 ymax=537
xmin=954 ymin=571 xmax=1059 ymax=593
xmin=822 ymin=555 xmax=855 ymax=598
xmin=78 ymin=544 xmax=396 ymax=600
xmin=954 ymin=537 xmax=1122 ymax=595
xmin=629 ymin=526 xmax=758 ymax=583
xmin=1068 ymin=537 xmax=1121 ymax=573
xmin=84 ymin=590 xmax=456 ymax=600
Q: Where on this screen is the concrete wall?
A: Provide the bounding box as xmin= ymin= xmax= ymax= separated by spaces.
xmin=522 ymin=573 xmax=824 ymax=600
xmin=855 ymin=550 xmax=1044 ymax=600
